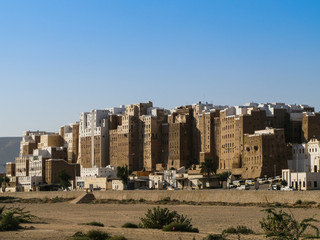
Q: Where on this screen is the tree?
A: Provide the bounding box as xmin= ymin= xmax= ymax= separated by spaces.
xmin=56 ymin=170 xmax=71 ymax=190
xmin=0 ymin=176 xmax=10 ymax=192
xmin=200 ymin=158 xmax=218 ymax=179
xmin=0 ymin=176 xmax=10 ymax=187
xmin=281 ymin=180 xmax=288 ymax=187
xmin=140 ymin=206 xmax=194 ymax=231
xmin=216 ymin=171 xmax=231 ymax=182
xmin=200 ymin=158 xmax=218 ymax=188
xmin=117 ymin=165 xmax=129 ymax=185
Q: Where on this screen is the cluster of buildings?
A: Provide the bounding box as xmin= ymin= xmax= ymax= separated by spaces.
xmin=3 ymin=101 xmax=320 ymax=191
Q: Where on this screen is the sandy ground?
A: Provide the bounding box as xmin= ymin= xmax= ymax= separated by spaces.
xmin=1 ymin=202 xmax=320 ymax=240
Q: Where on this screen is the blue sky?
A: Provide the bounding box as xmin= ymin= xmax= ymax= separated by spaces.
xmin=1 ymin=0 xmax=319 ymax=136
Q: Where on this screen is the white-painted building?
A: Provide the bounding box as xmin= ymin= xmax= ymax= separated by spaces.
xmin=18 ymin=176 xmax=42 ymax=191
xmin=307 ymin=139 xmax=320 ymax=172
xmin=112 ymin=179 xmax=126 ymax=190
xmin=282 ymin=169 xmax=320 ymax=190
xmin=76 ymin=165 xmax=116 ymax=189
xmin=80 ymin=165 xmax=117 ymax=178
xmin=282 ymin=139 xmax=320 ymax=190
xmin=287 ymin=144 xmax=309 ymax=172
xmin=149 ymin=172 xmax=164 ymax=189
xmin=15 ymin=155 xmax=31 ymax=177
xmin=79 ymin=106 xmax=126 ymax=168
xmin=164 ymin=167 xmax=186 ymax=188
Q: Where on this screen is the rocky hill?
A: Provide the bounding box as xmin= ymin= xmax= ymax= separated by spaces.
xmin=0 ymin=137 xmax=21 ymax=173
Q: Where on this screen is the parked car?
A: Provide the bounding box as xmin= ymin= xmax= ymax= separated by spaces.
xmin=257 ymin=178 xmax=268 ymax=184
xmin=245 ymin=179 xmax=255 ymax=186
xmin=237 ymin=185 xmax=250 ymax=190
xmin=269 ymin=184 xmax=281 ymax=190
xmin=233 ymin=180 xmax=245 ymax=187
xmin=281 ymin=186 xmax=293 ymax=191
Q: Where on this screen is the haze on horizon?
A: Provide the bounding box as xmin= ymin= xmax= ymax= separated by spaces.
xmin=1 ymin=0 xmax=319 ymax=137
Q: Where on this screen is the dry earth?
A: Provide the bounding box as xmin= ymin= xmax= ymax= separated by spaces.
xmin=1 ymin=202 xmax=320 ymax=240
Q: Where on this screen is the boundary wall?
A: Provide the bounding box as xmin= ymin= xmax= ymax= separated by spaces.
xmin=2 ymin=190 xmax=320 ymax=204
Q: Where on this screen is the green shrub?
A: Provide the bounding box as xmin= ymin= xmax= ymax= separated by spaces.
xmin=0 ymin=211 xmax=21 ymax=231
xmin=82 ymin=221 xmax=104 ymax=227
xmin=121 ymin=222 xmax=138 ymax=228
xmin=0 ymin=206 xmax=35 ymax=231
xmin=303 ymin=201 xmax=316 ymax=205
xmin=222 ymin=225 xmax=254 ymax=235
xmin=162 ymin=222 xmax=199 ymax=232
xmin=140 ymin=206 xmax=177 ymax=229
xmin=260 ymin=208 xmax=319 ymax=239
xmin=139 ymin=198 xmax=145 ymax=203
xmin=86 ymin=230 xmax=110 ymax=240
xmin=0 ymin=196 xmax=16 ymax=203
xmin=72 ymin=231 xmax=89 ymax=240
xmin=202 ymin=234 xmax=227 ymax=240
xmin=73 ymin=231 xmax=86 ymax=237
xmin=162 ymin=197 xmax=171 ymax=202
xmin=72 ymin=230 xmax=126 ymax=240
xmin=140 ymin=206 xmax=197 ymax=232
xmin=295 ymin=200 xmax=302 ymax=205
xmin=51 ymin=196 xmax=63 ymax=203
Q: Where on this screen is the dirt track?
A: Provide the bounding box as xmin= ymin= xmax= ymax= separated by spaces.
xmin=1 ymin=202 xmax=320 ymax=240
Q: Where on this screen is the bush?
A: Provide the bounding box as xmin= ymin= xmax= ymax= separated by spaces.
xmin=222 ymin=225 xmax=254 ymax=235
xmin=0 ymin=211 xmax=20 ymax=231
xmin=122 ymin=222 xmax=138 ymax=228
xmin=0 ymin=206 xmax=35 ymax=231
xmin=162 ymin=222 xmax=199 ymax=232
xmin=295 ymin=200 xmax=302 ymax=205
xmin=87 ymin=230 xmax=109 ymax=240
xmin=162 ymin=197 xmax=171 ymax=202
xmin=202 ymin=234 xmax=227 ymax=240
xmin=140 ymin=206 xmax=195 ymax=230
xmin=140 ymin=206 xmax=177 ymax=229
xmin=51 ymin=196 xmax=64 ymax=203
xmin=260 ymin=208 xmax=319 ymax=239
xmin=82 ymin=221 xmax=104 ymax=227
xmin=72 ymin=231 xmax=88 ymax=240
xmin=72 ymin=230 xmax=127 ymax=240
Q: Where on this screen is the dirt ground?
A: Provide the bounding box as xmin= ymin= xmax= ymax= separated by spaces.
xmin=1 ymin=202 xmax=320 ymax=240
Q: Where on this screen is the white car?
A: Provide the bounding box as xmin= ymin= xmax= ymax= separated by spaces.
xmin=281 ymin=186 xmax=293 ymax=191
xmin=237 ymin=185 xmax=250 ymax=190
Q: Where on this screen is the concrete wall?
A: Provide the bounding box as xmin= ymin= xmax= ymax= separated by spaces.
xmin=93 ymin=190 xmax=320 ymax=204
xmin=2 ymin=190 xmax=320 ymax=204
xmin=2 ymin=191 xmax=84 ymax=199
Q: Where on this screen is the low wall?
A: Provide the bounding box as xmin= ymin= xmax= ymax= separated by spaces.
xmin=2 ymin=190 xmax=320 ymax=204
xmin=1 ymin=191 xmax=84 ymax=199
xmin=93 ymin=190 xmax=320 ymax=204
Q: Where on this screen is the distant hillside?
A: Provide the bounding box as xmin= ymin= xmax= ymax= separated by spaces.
xmin=0 ymin=137 xmax=21 ymax=173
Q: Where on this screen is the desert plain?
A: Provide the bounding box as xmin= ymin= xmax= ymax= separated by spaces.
xmin=1 ymin=201 xmax=320 ymax=240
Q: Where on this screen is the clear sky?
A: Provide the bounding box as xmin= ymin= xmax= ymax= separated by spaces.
xmin=1 ymin=0 xmax=319 ymax=137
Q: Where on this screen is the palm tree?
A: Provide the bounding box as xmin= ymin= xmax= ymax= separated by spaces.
xmin=200 ymin=158 xmax=218 ymax=188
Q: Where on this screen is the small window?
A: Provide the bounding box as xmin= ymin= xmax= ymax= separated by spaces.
xmin=314 ymin=181 xmax=318 ymax=188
